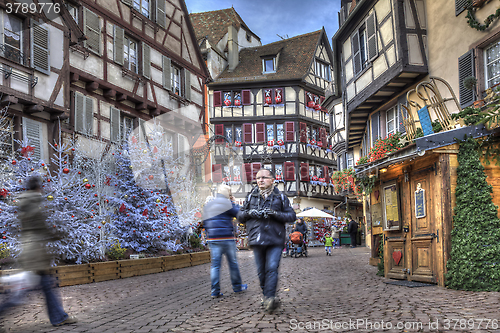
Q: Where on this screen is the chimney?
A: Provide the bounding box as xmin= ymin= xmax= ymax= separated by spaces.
xmin=228 ymin=24 xmax=238 ymax=72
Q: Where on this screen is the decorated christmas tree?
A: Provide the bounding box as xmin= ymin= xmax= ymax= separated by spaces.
xmin=43 ymin=131 xmax=102 ymax=264
xmin=109 ymin=119 xmax=187 ymax=253
xmin=446 ymin=137 xmax=500 ymax=291
xmin=0 ymin=139 xmax=43 ymax=258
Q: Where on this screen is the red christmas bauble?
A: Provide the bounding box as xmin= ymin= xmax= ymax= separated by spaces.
xmin=148 ymin=175 xmax=154 ymax=180
xmin=85 ymin=184 xmax=91 ymax=189
xmin=98 ymin=226 xmax=101 ymax=229
xmin=63 ymin=168 xmax=70 ymax=174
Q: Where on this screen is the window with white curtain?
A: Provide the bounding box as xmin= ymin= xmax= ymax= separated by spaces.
xmin=485 ymin=40 xmax=500 ymax=88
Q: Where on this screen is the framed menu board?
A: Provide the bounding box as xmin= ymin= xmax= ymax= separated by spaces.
xmin=415 ymin=183 xmax=426 ymax=218
xmin=383 ymin=183 xmax=401 ymax=231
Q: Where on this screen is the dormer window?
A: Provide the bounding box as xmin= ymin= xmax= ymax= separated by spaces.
xmin=262 ymin=57 xmax=276 ymax=73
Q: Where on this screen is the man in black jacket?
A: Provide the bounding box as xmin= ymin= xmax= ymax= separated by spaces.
xmin=237 ymin=169 xmax=296 ymax=313
xmin=348 ymin=218 xmax=358 ymax=248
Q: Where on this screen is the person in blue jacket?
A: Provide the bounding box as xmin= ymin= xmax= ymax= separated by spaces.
xmin=202 ymin=184 xmax=247 ymax=298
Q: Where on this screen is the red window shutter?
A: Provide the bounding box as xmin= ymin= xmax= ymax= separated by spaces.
xmin=252 ymin=162 xmax=262 ymax=181
xmin=243 ymin=163 xmax=252 ymax=183
xmin=299 ymin=122 xmax=307 ymax=143
xmin=255 ymin=122 xmax=265 ymax=143
xmin=242 ymin=90 xmax=251 ymax=105
xmin=284 ymin=162 xmax=295 ymax=181
xmin=319 ymin=128 xmax=327 ymax=148
xmin=212 ymin=164 xmax=223 ymax=183
xmin=300 ymin=162 xmax=309 ymax=181
xmin=285 ymin=121 xmax=295 ymax=142
xmin=323 ymin=166 xmax=329 ymax=181
xmin=215 ymin=124 xmax=224 ymax=144
xmin=214 ymin=91 xmax=222 ymax=107
xmin=242 ymin=123 xmax=252 ymax=143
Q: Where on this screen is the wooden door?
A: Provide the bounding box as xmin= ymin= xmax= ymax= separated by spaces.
xmin=408 ymin=173 xmax=437 ymax=283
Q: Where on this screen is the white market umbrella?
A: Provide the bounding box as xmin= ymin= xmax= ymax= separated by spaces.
xmin=296 ymin=208 xmax=334 ymax=219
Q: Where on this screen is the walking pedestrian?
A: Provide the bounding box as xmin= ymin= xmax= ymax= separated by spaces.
xmin=348 ymin=218 xmax=358 ymax=248
xmin=202 ymin=184 xmax=247 ymax=298
xmin=331 ymin=225 xmax=340 ymax=249
xmin=237 ymin=169 xmax=296 ymax=313
xmin=0 ymin=176 xmax=77 ymax=332
xmin=324 ymin=233 xmax=333 ymax=255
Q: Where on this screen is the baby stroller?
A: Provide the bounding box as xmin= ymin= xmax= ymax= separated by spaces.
xmin=289 ymin=231 xmax=308 ymax=258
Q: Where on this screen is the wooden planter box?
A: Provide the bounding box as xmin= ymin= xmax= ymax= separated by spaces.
xmin=119 ymin=257 xmax=163 ymax=278
xmin=0 ymin=252 xmax=211 ymax=289
xmin=55 ymin=264 xmax=91 ymax=287
xmin=91 ymin=261 xmax=119 ymax=283
xmin=190 ymin=251 xmax=211 ymax=266
xmin=163 ymin=253 xmax=191 ymax=271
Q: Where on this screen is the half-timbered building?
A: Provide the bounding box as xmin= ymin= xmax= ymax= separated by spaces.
xmin=330 ymin=0 xmax=500 ymax=286
xmin=190 ymin=7 xmax=261 ymax=186
xmin=66 ymin=0 xmax=209 ymax=165
xmin=208 ymin=29 xmax=341 ymax=216
xmin=0 ymin=0 xmax=84 ymax=162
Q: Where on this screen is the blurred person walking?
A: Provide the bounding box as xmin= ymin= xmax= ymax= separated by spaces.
xmin=202 ymin=184 xmax=247 ymax=298
xmin=0 ymin=176 xmax=77 ymax=332
xmin=331 ymin=224 xmax=340 ymax=249
xmin=238 ymin=169 xmax=296 ymax=313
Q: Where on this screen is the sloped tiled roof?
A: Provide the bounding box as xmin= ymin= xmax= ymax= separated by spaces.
xmin=189 ymin=8 xmax=260 ymax=47
xmin=212 ymin=30 xmax=322 ymax=85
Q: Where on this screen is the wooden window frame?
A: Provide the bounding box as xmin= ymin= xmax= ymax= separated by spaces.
xmin=262 ymin=57 xmax=276 ymax=73
xmin=133 ymin=0 xmax=151 ymax=19
xmin=382 ymin=181 xmax=402 ymax=231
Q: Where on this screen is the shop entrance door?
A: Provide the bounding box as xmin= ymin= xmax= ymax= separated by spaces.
xmin=407 ymin=172 xmax=437 ymax=283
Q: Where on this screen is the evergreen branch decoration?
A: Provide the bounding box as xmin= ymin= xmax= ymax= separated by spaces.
xmin=465 ymin=0 xmax=500 ymax=31
xmin=445 ymin=136 xmax=500 ymax=291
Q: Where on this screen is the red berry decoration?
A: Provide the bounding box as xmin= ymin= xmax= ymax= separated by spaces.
xmin=54 ymin=143 xmax=57 ymax=147
xmin=94 ymin=194 xmax=98 ymax=197
xmin=47 ymin=179 xmax=51 ymax=182
xmin=85 ymin=184 xmax=91 ymax=189
xmin=148 ymin=175 xmax=154 ymax=180
xmin=63 ymin=168 xmax=70 ymax=174
xmin=78 ymin=171 xmax=81 ymax=174
xmin=2 ymin=236 xmax=5 ymax=239
xmin=98 ymin=226 xmax=101 ymax=229
xmin=12 ymin=160 xmax=16 ymax=165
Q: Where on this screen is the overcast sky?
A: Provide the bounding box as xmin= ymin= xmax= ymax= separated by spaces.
xmin=185 ymin=0 xmax=341 ymax=46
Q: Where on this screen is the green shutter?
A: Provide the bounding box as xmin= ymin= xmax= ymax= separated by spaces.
xmin=184 ymin=70 xmax=191 ymax=100
xmin=156 ymin=0 xmax=166 ymax=28
xmin=458 ymin=49 xmax=476 ymax=108
xmin=114 ymin=25 xmax=124 ymax=65
xmin=31 ymin=22 xmax=50 ymax=74
xmin=23 ymin=118 xmax=43 ymax=161
xmin=110 ymin=107 xmax=121 ymax=143
xmin=351 ymin=31 xmax=361 ymax=74
xmin=75 ymin=92 xmax=85 ymax=133
xmin=85 ymin=96 xmax=94 ymax=135
xmin=162 ymin=55 xmax=171 ymax=90
xmin=84 ymin=8 xmax=101 ymax=55
xmin=366 ymin=12 xmax=377 ymax=61
xmin=142 ymin=43 xmax=151 ymax=79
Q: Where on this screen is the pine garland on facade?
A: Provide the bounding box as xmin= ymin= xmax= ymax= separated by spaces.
xmin=446 ymin=137 xmax=500 ymax=291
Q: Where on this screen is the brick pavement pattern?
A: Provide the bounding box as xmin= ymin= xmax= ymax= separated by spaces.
xmin=0 ymin=246 xmax=499 ymax=332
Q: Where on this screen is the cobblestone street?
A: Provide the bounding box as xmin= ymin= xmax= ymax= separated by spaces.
xmin=1 ymin=246 xmax=499 ymax=332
